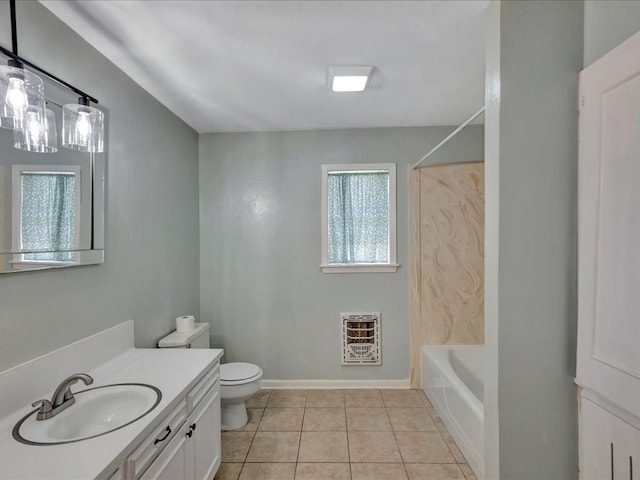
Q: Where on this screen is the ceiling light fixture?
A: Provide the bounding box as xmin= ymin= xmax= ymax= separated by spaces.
xmin=328 ymin=66 xmax=374 ymax=92
xmin=0 ymin=0 xmax=104 ymax=153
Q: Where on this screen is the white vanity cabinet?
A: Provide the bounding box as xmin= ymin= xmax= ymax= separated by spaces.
xmin=127 ymin=365 xmax=221 ymax=480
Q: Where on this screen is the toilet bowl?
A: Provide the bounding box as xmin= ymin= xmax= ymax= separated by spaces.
xmin=220 ymin=362 xmax=263 ymax=430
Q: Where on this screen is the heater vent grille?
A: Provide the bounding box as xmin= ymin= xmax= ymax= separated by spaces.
xmin=341 ymin=313 xmax=381 ymax=366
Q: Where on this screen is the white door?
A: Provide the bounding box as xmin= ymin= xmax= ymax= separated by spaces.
xmin=576 ymin=28 xmax=640 ymax=419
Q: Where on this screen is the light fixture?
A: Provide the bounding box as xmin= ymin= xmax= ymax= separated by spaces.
xmin=0 ymin=0 xmax=103 ymax=153
xmin=328 ymin=66 xmax=374 ymax=92
xmin=0 ymin=62 xmax=45 ymax=131
xmin=63 ymin=97 xmax=104 ymax=153
xmin=14 ymin=103 xmax=58 ymax=153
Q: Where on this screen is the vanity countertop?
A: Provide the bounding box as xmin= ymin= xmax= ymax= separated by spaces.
xmin=0 ymin=324 xmax=223 ymax=480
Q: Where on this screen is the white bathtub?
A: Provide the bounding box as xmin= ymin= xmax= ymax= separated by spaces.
xmin=422 ymin=345 xmax=484 ymax=479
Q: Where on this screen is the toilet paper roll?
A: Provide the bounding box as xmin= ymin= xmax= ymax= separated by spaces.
xmin=176 ymin=315 xmax=195 ymax=332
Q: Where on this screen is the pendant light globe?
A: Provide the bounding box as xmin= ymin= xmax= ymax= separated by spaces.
xmin=62 ymin=98 xmax=104 ymax=153
xmin=0 ymin=63 xmax=45 ymax=131
xmin=14 ymin=103 xmax=58 ymax=153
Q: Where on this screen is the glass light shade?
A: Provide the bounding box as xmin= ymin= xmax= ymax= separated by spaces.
xmin=14 ymin=105 xmax=58 ymax=153
xmin=0 ymin=65 xmax=45 ymax=131
xmin=62 ymin=103 xmax=104 ymax=153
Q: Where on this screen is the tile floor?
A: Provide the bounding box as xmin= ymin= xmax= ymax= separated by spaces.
xmin=214 ymin=389 xmax=478 ymax=480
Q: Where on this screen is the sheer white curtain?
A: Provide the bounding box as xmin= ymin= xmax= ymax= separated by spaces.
xmin=327 ymin=171 xmax=389 ymax=264
xmin=21 ymin=172 xmax=76 ymax=262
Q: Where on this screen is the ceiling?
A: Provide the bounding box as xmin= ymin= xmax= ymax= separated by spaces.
xmin=40 ymin=0 xmax=487 ymax=134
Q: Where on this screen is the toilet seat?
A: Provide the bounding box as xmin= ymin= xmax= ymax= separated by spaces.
xmin=221 ymin=362 xmax=262 ymax=386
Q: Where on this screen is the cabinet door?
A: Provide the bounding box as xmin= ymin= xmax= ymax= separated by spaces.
xmin=189 ymin=382 xmax=221 ymax=480
xmin=581 ymin=397 xmax=640 ymax=480
xmin=577 ymin=29 xmax=640 ymax=419
xmin=139 ymin=424 xmax=189 ymax=480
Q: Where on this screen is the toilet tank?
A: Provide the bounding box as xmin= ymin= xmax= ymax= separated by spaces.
xmin=158 ymin=323 xmax=210 ymax=349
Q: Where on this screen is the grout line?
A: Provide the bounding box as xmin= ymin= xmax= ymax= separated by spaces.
xmin=385 ymin=404 xmax=412 ymax=479
xmin=385 ymin=400 xmax=405 ymax=467
xmin=344 ymin=405 xmax=352 ymax=479
xmin=239 ymin=390 xmax=271 ymax=472
xmin=345 ymin=407 xmax=352 ymax=472
xmin=295 ymin=391 xmax=305 ymax=466
xmin=294 ymin=429 xmax=302 ymax=466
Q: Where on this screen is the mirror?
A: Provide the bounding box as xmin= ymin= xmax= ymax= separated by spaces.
xmin=0 ymin=98 xmax=104 ymax=273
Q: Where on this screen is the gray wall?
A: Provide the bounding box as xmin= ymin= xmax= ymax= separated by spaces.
xmin=0 ymin=1 xmax=200 ymax=371
xmin=484 ymin=1 xmax=582 ymax=478
xmin=584 ymin=0 xmax=640 ymax=66
xmin=199 ymin=126 xmax=483 ymax=380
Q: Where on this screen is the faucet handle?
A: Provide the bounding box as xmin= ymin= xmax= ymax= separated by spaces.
xmin=31 ymin=399 xmax=53 ymax=420
xmin=32 ymin=399 xmax=52 ymax=411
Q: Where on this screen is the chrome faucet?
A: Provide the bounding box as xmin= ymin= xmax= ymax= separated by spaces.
xmin=31 ymin=373 xmax=94 ymax=420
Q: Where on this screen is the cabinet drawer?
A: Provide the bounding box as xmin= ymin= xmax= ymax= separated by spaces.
xmin=126 ymin=399 xmax=187 ymax=479
xmin=187 ymin=364 xmax=220 ymax=412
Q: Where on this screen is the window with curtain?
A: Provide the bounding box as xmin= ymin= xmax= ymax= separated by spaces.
xmin=20 ymin=172 xmax=77 ymax=262
xmin=321 ymin=163 xmax=397 ymax=273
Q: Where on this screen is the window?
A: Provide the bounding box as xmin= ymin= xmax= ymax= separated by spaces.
xmin=11 ymin=165 xmax=81 ymax=265
xmin=321 ymin=163 xmax=397 ymax=273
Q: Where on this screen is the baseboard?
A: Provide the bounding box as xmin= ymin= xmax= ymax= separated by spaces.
xmin=260 ymin=378 xmax=411 ymax=389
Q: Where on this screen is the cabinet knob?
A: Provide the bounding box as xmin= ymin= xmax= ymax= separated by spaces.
xmin=185 ymin=423 xmax=197 ymax=438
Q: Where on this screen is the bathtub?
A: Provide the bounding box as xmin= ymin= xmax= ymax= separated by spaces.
xmin=422 ymin=345 xmax=484 ymax=479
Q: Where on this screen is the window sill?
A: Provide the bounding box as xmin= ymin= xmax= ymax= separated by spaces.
xmin=9 ymin=260 xmax=76 ymax=269
xmin=320 ymin=263 xmax=399 ymax=274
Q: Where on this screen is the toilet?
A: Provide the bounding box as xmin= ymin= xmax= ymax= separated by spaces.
xmin=158 ymin=323 xmax=263 ymax=430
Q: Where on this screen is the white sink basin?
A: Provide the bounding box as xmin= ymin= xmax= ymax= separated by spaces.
xmin=14 ymin=383 xmax=161 ymax=445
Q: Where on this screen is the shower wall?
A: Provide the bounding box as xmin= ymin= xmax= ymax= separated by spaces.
xmin=409 ymin=162 xmax=485 ymax=387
